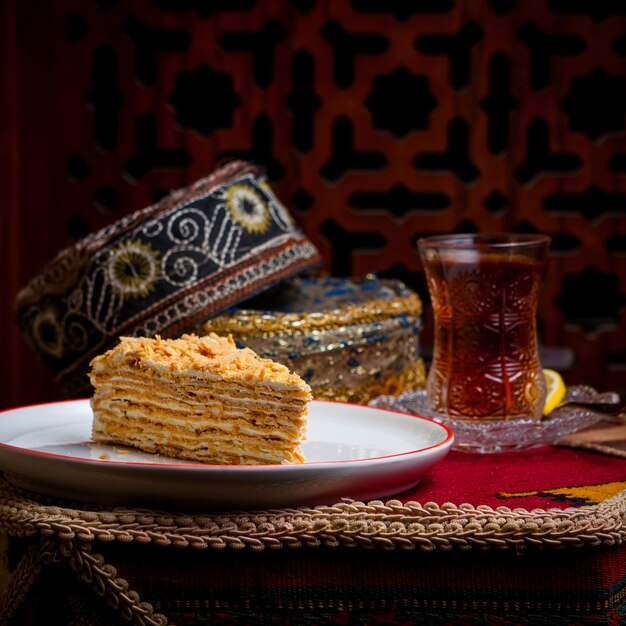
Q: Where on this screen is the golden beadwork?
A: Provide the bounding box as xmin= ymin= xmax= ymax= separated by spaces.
xmin=196 ymin=277 xmax=425 ymax=405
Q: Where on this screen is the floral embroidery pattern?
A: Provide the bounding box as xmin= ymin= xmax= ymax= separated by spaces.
xmin=106 ymin=240 xmax=161 ymax=299
xmin=224 ymin=183 xmax=270 ymax=234
xmin=32 ymin=306 xmax=64 ymax=359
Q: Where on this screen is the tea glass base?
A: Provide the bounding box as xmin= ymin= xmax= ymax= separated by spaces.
xmin=369 ymin=388 xmax=606 ymax=454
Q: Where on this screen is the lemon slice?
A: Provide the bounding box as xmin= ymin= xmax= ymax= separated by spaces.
xmin=543 ymin=369 xmax=566 ymax=415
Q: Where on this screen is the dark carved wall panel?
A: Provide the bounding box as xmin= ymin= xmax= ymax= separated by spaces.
xmin=2 ymin=0 xmax=626 ymax=407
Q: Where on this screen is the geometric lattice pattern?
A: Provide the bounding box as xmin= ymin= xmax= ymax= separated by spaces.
xmin=4 ymin=1 xmax=626 ymax=405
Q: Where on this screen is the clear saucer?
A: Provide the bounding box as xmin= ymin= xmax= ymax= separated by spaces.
xmin=369 ymin=386 xmax=615 ymax=454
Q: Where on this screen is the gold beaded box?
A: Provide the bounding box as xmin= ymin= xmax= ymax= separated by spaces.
xmin=196 ymin=275 xmax=426 ymax=404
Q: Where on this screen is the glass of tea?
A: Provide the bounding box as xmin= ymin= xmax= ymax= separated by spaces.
xmin=418 ymin=233 xmax=550 ymax=426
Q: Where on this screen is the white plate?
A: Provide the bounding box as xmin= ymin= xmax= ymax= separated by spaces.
xmin=0 ymin=399 xmax=453 ymax=510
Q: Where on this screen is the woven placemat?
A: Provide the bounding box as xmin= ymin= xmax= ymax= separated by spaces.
xmin=0 ymin=474 xmax=624 ymax=553
xmin=0 ymin=474 xmax=624 ymax=625
xmin=556 ymin=419 xmax=626 ymax=458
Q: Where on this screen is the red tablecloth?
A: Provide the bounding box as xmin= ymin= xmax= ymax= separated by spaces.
xmin=398 ymin=445 xmax=626 ymax=510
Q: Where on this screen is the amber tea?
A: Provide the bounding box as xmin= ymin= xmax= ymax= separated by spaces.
xmin=419 ymin=234 xmax=550 ymax=422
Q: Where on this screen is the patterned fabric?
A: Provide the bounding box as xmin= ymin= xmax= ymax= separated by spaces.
xmin=6 ymin=535 xmax=626 ymax=625
xmin=400 ymin=446 xmax=626 ymax=511
xmin=13 ymin=161 xmax=321 ymax=397
xmin=557 ymin=419 xmax=626 ymax=458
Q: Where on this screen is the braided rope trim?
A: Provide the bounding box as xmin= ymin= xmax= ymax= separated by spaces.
xmin=61 ymin=540 xmax=167 ymax=626
xmin=0 ymin=538 xmax=57 ymax=623
xmin=0 ymin=534 xmax=167 ymax=626
xmin=0 ymin=478 xmax=624 ymax=554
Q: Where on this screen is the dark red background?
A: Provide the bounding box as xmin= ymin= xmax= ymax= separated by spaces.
xmin=2 ymin=1 xmax=626 ymax=409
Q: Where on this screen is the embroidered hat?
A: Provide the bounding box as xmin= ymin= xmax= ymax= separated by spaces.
xmin=14 ymin=161 xmax=321 ymax=397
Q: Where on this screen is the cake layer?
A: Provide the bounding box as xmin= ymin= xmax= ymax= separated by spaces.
xmin=92 ymin=418 xmax=303 ymax=465
xmin=95 ymin=398 xmax=306 ymax=440
xmin=93 ymin=401 xmax=306 ymax=439
xmin=89 ymin=334 xmax=311 ymax=465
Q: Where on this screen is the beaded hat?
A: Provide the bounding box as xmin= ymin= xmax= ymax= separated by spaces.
xmin=14 ymin=161 xmax=321 ymax=396
xmin=196 ymin=275 xmax=426 ymax=404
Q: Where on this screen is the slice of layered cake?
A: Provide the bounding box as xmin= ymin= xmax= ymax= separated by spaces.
xmin=89 ymin=334 xmax=311 ymax=464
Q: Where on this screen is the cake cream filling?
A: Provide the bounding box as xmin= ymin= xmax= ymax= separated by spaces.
xmin=96 ymin=401 xmax=307 ymax=440
xmin=92 ymin=414 xmax=304 ymax=464
xmin=95 ymin=375 xmax=310 ymax=408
